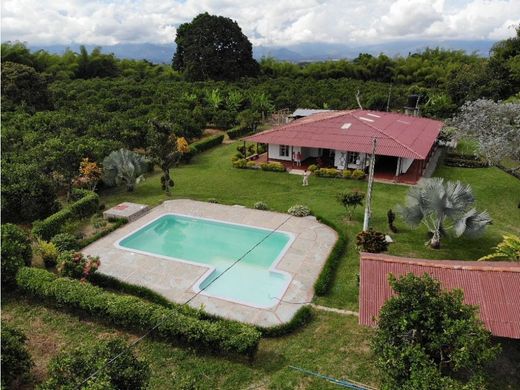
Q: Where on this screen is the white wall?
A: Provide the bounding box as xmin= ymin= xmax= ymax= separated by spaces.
xmin=268 ymin=144 xmax=292 ymax=161
xmin=400 ymin=158 xmax=414 ymax=173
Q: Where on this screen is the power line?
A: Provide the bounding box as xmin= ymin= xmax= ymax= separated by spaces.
xmin=77 ymin=215 xmax=293 ymax=388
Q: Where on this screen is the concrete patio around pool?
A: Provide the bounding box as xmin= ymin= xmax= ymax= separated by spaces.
xmin=83 ymin=199 xmax=338 ymax=327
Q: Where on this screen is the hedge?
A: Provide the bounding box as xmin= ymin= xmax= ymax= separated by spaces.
xmin=444 ymin=152 xmax=488 ymax=168
xmin=258 ymin=306 xmax=313 ymax=337
xmin=313 ymin=216 xmax=347 ymax=296
xmin=226 ymin=125 xmax=252 ymax=140
xmin=32 ymin=191 xmax=99 ymax=240
xmin=183 ymin=134 xmax=224 ymax=162
xmin=16 ymin=268 xmax=261 ymax=357
xmin=77 ymin=218 xmax=127 ymax=248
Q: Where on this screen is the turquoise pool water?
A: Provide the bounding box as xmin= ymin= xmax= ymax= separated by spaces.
xmin=118 ymin=214 xmax=293 ymax=308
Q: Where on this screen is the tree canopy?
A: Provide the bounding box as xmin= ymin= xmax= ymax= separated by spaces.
xmin=373 ymin=273 xmax=499 ymax=390
xmin=172 ymin=13 xmax=259 ymax=81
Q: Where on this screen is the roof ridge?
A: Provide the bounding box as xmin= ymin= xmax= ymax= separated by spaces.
xmin=349 ymin=111 xmax=424 ymax=159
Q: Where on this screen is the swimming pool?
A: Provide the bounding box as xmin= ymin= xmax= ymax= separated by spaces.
xmin=117 ymin=214 xmax=294 ymax=308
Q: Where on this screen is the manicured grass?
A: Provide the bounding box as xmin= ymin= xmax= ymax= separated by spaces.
xmin=99 ymin=143 xmax=520 ymax=310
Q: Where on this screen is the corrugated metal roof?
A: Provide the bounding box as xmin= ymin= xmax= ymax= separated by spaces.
xmin=244 ymin=109 xmax=444 ymax=159
xmin=359 ymin=253 xmax=520 ymax=339
xmin=290 ymin=108 xmax=334 ymax=117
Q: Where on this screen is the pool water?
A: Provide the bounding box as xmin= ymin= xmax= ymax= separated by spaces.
xmin=118 ymin=214 xmax=293 ymax=308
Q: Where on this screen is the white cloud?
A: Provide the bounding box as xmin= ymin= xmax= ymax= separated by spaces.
xmin=1 ymin=0 xmax=518 ymax=46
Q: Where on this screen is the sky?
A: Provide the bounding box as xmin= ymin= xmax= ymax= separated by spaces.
xmin=1 ymin=0 xmax=519 ymax=47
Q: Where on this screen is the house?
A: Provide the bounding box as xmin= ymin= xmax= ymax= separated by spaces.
xmin=359 ymin=253 xmax=520 ymax=339
xmin=244 ymin=109 xmax=443 ymax=183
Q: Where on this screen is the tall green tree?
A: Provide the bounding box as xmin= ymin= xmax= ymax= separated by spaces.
xmin=373 ymin=273 xmax=499 ymax=390
xmin=172 ymin=13 xmax=259 ymax=81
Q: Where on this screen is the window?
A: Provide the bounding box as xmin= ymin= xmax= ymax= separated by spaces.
xmin=347 ymin=152 xmax=359 ymax=164
xmin=279 ymin=145 xmax=290 ymax=157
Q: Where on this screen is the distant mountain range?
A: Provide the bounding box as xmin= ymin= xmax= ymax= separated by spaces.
xmin=27 ymin=40 xmax=496 ymax=64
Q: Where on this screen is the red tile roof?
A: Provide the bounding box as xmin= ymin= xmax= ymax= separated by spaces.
xmin=244 ymin=110 xmax=443 ymax=159
xmin=359 ymin=253 xmax=520 ymax=339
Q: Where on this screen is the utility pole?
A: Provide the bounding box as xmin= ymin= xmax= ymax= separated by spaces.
xmin=363 ymin=137 xmax=377 ymax=231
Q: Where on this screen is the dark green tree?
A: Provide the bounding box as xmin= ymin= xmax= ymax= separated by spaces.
xmin=1 ymin=224 xmax=33 ymax=285
xmin=172 ymin=13 xmax=259 ymax=81
xmin=373 ymin=273 xmax=499 ymax=390
xmin=1 ymin=322 xmax=33 ymax=388
xmin=487 ymin=25 xmax=520 ymax=99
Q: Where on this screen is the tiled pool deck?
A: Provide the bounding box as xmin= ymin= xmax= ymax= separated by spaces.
xmin=83 ymin=199 xmax=338 ymax=327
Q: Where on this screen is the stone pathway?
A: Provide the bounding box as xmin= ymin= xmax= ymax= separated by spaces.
xmin=310 ymin=303 xmax=359 ymax=317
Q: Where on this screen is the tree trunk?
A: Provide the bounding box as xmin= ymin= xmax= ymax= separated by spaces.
xmin=430 ymin=229 xmax=441 ymax=249
xmin=162 ymin=168 xmax=171 ymax=196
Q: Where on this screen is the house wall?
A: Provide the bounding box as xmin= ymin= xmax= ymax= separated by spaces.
xmin=268 ymin=144 xmax=291 ymax=161
xmin=400 ymin=158 xmax=414 ymax=174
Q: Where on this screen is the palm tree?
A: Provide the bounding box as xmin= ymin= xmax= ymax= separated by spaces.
xmin=397 ymin=178 xmax=492 ymax=249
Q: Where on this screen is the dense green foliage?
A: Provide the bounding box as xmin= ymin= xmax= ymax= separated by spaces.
xmin=50 ymin=233 xmax=80 ymax=252
xmin=373 ymin=273 xmax=499 ymax=390
xmin=1 ymin=224 xmax=32 ymax=285
xmin=56 ymin=251 xmax=100 ymax=280
xmin=32 ymin=190 xmax=99 ymax=240
xmin=16 ymin=267 xmax=261 ymax=356
xmin=173 ymin=13 xmax=259 ymax=81
xmin=1 ymin=322 xmax=33 ymax=388
xmin=356 ymin=229 xmax=389 ymax=253
xmin=40 ymin=338 xmax=150 ymax=390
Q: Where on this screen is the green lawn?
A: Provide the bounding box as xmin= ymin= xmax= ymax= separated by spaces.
xmin=99 ymin=143 xmax=520 ymax=310
xmin=4 ymin=142 xmax=520 ymax=388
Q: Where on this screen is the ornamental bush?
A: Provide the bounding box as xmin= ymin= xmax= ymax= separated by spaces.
xmin=351 ymin=169 xmax=365 ymax=180
xmin=288 ymin=204 xmax=311 ymax=217
xmin=356 ymin=229 xmax=389 ymax=253
xmin=315 ymin=168 xmax=341 ymax=177
xmin=260 ymin=162 xmax=285 ymax=172
xmin=253 ymin=201 xmax=269 ymax=210
xmin=40 ymin=338 xmax=150 ymax=390
xmin=308 ymin=164 xmax=318 ymax=173
xmin=16 ymin=268 xmax=261 ymax=357
xmin=342 ymin=169 xmax=352 ymax=178
xmin=1 ymin=322 xmax=33 ymax=388
xmin=57 ymin=251 xmax=100 ymax=280
xmin=50 ymin=233 xmax=80 ymax=252
xmin=36 ymin=239 xmax=59 ymax=267
xmin=232 ymin=158 xmax=248 ymax=168
xmin=1 ymin=223 xmax=32 ymax=285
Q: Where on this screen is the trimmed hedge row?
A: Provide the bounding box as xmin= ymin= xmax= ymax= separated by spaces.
xmin=16 ymin=268 xmax=261 ymax=357
xmin=313 ymin=216 xmax=347 ymax=296
xmin=227 ymin=125 xmax=251 ymax=140
xmin=77 ymin=218 xmax=127 ymax=248
xmin=32 ymin=191 xmax=99 ymax=240
xmin=183 ymin=134 xmax=225 ymax=162
xmin=444 ymin=152 xmax=488 ymax=168
xmin=314 ymin=168 xmax=366 ymax=180
xmin=258 ymin=306 xmax=313 ymax=337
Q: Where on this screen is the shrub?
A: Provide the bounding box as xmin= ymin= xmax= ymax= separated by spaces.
xmin=32 ymin=191 xmax=99 ymax=240
xmin=288 ymin=204 xmax=311 ymax=217
xmin=40 ymin=338 xmax=150 ymax=390
xmin=36 ymin=240 xmax=59 ymax=267
xmin=387 ymin=209 xmax=398 ymax=233
xmin=337 ymin=190 xmax=365 ymax=220
xmin=189 ymin=134 xmax=224 ymax=155
xmin=356 ymin=229 xmax=389 ymax=253
xmin=260 ymin=162 xmax=285 ymax=172
xmin=253 ymin=201 xmax=268 ymax=210
xmin=16 ymin=268 xmax=261 ymax=356
xmin=351 ymin=169 xmax=365 ymax=180
xmin=308 ymin=164 xmax=318 ymax=173
xmin=207 ymin=198 xmax=219 ymax=203
xmin=315 ymin=168 xmax=340 ymax=177
xmin=313 ymin=216 xmax=347 ymax=296
xmin=232 ymin=158 xmax=248 ymax=169
xmin=342 ymin=169 xmax=352 ymax=178
xmin=57 ymin=251 xmax=100 ymax=280
xmin=1 ymin=223 xmax=32 ymax=285
xmin=444 ymin=153 xmax=489 ymax=168
xmin=1 ymin=322 xmax=33 ymax=388
xmin=227 ymin=125 xmax=250 ymax=139
xmin=51 ymin=233 xmax=80 ymax=252
xmin=246 ymin=161 xmax=257 ymax=168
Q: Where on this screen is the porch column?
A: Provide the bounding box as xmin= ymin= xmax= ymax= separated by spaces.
xmin=395 ymin=157 xmax=401 ymax=182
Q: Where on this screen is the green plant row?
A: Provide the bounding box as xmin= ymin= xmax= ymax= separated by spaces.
xmin=16 ymin=268 xmax=261 ymax=357
xmin=313 ymin=216 xmax=348 ymax=296
xmin=258 ymin=306 xmax=313 ymax=337
xmin=32 ymin=191 xmax=100 ymax=240
xmin=183 ymin=134 xmax=225 ymax=162
xmin=226 ymin=125 xmax=251 ymax=140
xmin=77 ymin=218 xmax=127 ymax=248
xmin=313 ymin=167 xmax=366 ymax=180
xmin=444 ymin=154 xmax=489 ymax=168
xmin=232 ymin=159 xmax=286 ymax=172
